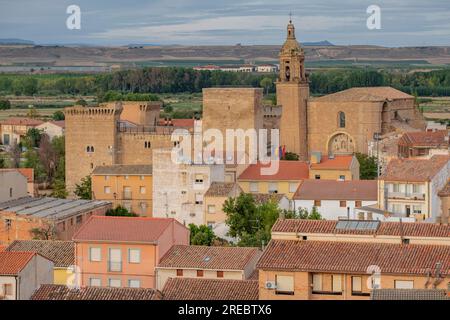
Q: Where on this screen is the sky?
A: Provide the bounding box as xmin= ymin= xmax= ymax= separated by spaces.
xmin=1 ymin=0 xmax=450 ymax=46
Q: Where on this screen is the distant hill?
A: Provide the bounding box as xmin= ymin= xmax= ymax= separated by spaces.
xmin=0 ymin=38 xmax=34 ymax=45
xmin=303 ymin=40 xmax=334 ymax=46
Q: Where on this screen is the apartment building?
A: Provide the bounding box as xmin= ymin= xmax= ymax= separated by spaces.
xmin=73 ymin=216 xmax=190 ymax=289
xmin=0 ymin=117 xmax=43 ymax=146
xmin=155 ymin=245 xmax=261 ymax=289
xmin=398 ymin=130 xmax=449 ymax=158
xmin=309 ymin=153 xmax=360 ymax=181
xmin=91 ymin=164 xmax=153 ymax=216
xmin=204 ymin=182 xmax=242 ymax=227
xmin=378 ymin=155 xmax=450 ymax=221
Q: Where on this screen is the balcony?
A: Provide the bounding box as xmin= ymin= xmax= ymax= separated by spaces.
xmin=388 ymin=192 xmax=425 ymax=200
xmin=108 ymin=261 xmax=122 ymax=272
xmin=122 ymin=191 xmax=132 ymax=200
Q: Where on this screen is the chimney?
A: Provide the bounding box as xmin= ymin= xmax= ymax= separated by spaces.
xmin=310 ymin=151 xmax=321 ymax=164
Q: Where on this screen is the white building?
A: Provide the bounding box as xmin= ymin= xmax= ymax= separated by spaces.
xmin=0 ymin=251 xmax=54 ymax=300
xmin=152 ymin=148 xmax=225 ymax=226
xmin=293 ymin=179 xmax=378 ymax=220
xmin=36 ymin=121 xmax=65 ymax=140
xmin=256 ymin=64 xmax=278 ymax=73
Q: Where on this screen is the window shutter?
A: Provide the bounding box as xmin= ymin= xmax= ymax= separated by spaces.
xmin=312 ymin=274 xmax=322 ymax=291
xmin=352 ymin=276 xmax=362 ymax=292
xmin=276 ymin=275 xmax=294 ymax=292
xmin=332 ymin=275 xmax=342 ymax=292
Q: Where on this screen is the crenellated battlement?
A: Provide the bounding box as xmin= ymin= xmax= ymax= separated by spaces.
xmin=65 ymin=102 xmax=123 ymax=117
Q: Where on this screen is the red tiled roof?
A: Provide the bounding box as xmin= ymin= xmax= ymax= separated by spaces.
xmin=398 ymin=130 xmax=448 ymax=148
xmin=31 ymin=284 xmax=161 ymax=300
xmin=257 ymin=240 xmax=450 ymax=276
xmin=17 ymin=168 xmax=34 ymax=183
xmin=158 ymin=118 xmax=195 ymax=128
xmin=0 ymin=117 xmax=44 ymax=126
xmin=0 ymin=251 xmax=36 ymax=275
xmin=381 ymin=155 xmax=449 ymax=182
xmin=313 ymin=87 xmax=413 ymax=102
xmin=73 ymin=216 xmax=184 ymax=243
xmin=238 ymin=161 xmax=309 ymax=181
xmin=162 ymin=278 xmax=259 ymax=300
xmin=310 ymin=155 xmax=354 ymax=170
xmin=158 ymin=245 xmax=261 ymax=270
xmin=293 ymin=179 xmax=377 ymax=201
xmin=0 ymin=245 xmax=6 ymax=252
xmin=50 ymin=120 xmax=65 ymax=128
xmin=272 ymin=219 xmax=450 ymax=238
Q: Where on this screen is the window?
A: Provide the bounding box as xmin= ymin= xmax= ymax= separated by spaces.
xmin=355 ymin=201 xmax=362 ymax=208
xmin=413 ymin=184 xmax=421 ymax=193
xmin=128 ymin=249 xmax=141 ymax=264
xmin=60 ymin=221 xmax=66 ymax=232
xmin=144 ymin=141 xmax=151 ymax=149
xmin=340 ymin=201 xmax=346 ymax=208
xmin=338 ymin=112 xmax=346 ymax=128
xmin=351 ymin=276 xmax=362 ymax=293
xmin=249 ymin=182 xmax=259 ymax=193
xmin=268 ymin=182 xmax=278 ymax=194
xmin=195 ymin=194 xmax=203 ymax=205
xmin=314 ymin=200 xmax=321 ymax=207
xmin=217 ymin=271 xmax=224 ymax=278
xmin=332 ymin=275 xmax=342 ymax=293
xmin=89 ymin=278 xmax=101 ymax=287
xmin=9 ymin=188 xmax=13 ymax=198
xmin=413 ymin=205 xmax=422 ymax=214
xmin=176 ymin=269 xmax=183 ymax=276
xmin=392 ymin=204 xmax=402 ymax=214
xmin=128 ymin=279 xmax=141 ymax=288
xmin=197 ymin=270 xmax=204 ymax=277
xmin=207 ymin=205 xmax=216 ymax=214
xmin=105 ymin=175 xmax=110 ymax=181
xmin=393 ymin=184 xmax=399 ymax=192
xmin=104 ymin=186 xmax=111 ymax=194
xmin=289 ymin=183 xmax=298 ymax=193
xmin=89 ymin=247 xmax=101 ymax=262
xmin=315 ymin=175 xmax=321 ymax=180
xmin=139 ymin=186 xmax=146 ymax=194
xmin=395 ymin=280 xmax=414 ymax=289
xmin=402 ymin=238 xmax=410 ymax=245
xmin=312 ymin=274 xmax=322 ymax=292
xmin=2 ymin=283 xmax=13 ymax=295
xmin=109 ymin=279 xmax=121 ymax=288
xmin=339 ymin=175 xmax=345 ymax=181
xmin=140 ymin=175 xmax=145 ymax=180
xmin=358 ymin=212 xmax=365 ymax=220
xmin=276 ymin=275 xmax=294 ymax=295
xmin=76 ymin=215 xmax=82 ymax=224
xmin=195 ymin=174 xmax=204 ymax=184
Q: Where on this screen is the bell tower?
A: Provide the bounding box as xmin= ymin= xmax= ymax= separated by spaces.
xmin=276 ymin=18 xmax=309 ymax=160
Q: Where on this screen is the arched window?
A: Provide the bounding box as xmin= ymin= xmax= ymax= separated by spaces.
xmin=285 ymin=66 xmax=291 ymax=81
xmin=86 ymin=146 xmax=90 ymax=152
xmin=91 ymin=146 xmax=94 ymax=152
xmin=338 ymin=112 xmax=346 ymax=128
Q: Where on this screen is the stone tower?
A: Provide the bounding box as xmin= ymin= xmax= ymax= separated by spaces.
xmin=276 ymin=19 xmax=309 ymax=160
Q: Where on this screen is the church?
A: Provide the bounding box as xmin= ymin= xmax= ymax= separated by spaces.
xmin=276 ymin=20 xmax=425 ymax=160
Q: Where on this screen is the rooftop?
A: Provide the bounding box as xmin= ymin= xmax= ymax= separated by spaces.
xmin=73 ymin=216 xmax=184 ymax=244
xmin=162 ymin=278 xmax=258 ymax=300
xmin=257 ymin=240 xmax=450 ymax=275
xmin=310 ymin=155 xmax=355 ymax=170
xmin=92 ymin=164 xmax=152 ymax=176
xmin=6 ymin=240 xmax=74 ymax=268
xmin=293 ymin=179 xmax=377 ymax=201
xmin=312 ymin=87 xmax=413 ymax=102
xmin=0 ymin=117 xmax=44 ymax=126
xmin=0 ymin=197 xmax=110 ymax=221
xmin=205 ymin=182 xmax=240 ymax=197
xmin=157 ymin=118 xmax=195 ymax=128
xmin=380 ymin=155 xmax=449 ymax=182
xmin=31 ymin=284 xmax=161 ymax=300
xmin=371 ymin=289 xmax=449 ymax=300
xmin=238 ymin=161 xmax=309 ymax=181
xmin=0 ymin=251 xmax=37 ymax=275
xmin=398 ymin=130 xmax=448 ymax=147
xmin=271 ymin=219 xmax=450 ymax=238
xmin=158 ymin=245 xmax=261 ymax=270
xmin=17 ymin=168 xmax=34 ymax=183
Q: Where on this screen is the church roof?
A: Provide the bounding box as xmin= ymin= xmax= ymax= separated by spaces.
xmin=312 ymin=87 xmax=413 ymax=102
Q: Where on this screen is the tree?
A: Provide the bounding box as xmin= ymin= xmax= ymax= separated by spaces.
xmin=106 ymin=206 xmax=137 ymax=217
xmin=8 ymin=142 xmax=21 ymax=168
xmin=282 ymin=152 xmax=299 ymax=161
xmin=0 ymin=99 xmax=11 ymax=110
xmin=0 ymin=157 xmax=5 ymax=168
xmin=355 ymin=152 xmax=378 ymax=180
xmin=76 ymin=99 xmax=87 ymax=106
xmin=52 ymin=110 xmax=65 ymax=120
xmin=26 ymin=106 xmax=39 ymax=118
xmin=51 ymin=179 xmax=68 ymax=199
xmin=260 ymin=77 xmax=273 ymax=95
xmin=30 ymin=224 xmax=57 ymax=240
xmin=24 ymin=128 xmax=43 ymax=148
xmin=189 ymin=224 xmax=216 ymax=246
xmin=75 ymin=176 xmax=92 ymax=200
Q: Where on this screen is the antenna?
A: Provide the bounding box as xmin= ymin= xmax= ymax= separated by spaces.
xmin=289 ymin=12 xmax=292 ymax=23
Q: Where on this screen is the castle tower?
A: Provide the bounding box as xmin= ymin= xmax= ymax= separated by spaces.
xmin=276 ymin=19 xmax=309 ymax=160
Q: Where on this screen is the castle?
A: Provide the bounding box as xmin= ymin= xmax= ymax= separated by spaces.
xmin=65 ymin=20 xmax=425 ymax=193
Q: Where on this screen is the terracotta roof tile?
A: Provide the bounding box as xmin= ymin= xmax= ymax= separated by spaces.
xmin=293 ymin=179 xmax=377 ymax=201
xmin=158 ymin=245 xmax=261 ymax=270
xmin=0 ymin=117 xmax=44 ymax=126
xmin=205 ymin=182 xmax=241 ymax=197
xmin=272 ymin=219 xmax=450 ymax=238
xmin=238 ymin=161 xmax=309 ymax=181
xmin=73 ymin=216 xmax=184 ymax=243
xmin=49 ymin=120 xmax=65 ymax=128
xmin=6 ymin=240 xmax=74 ymax=268
xmin=162 ymin=278 xmax=258 ymax=300
xmin=257 ymin=240 xmax=450 ymax=276
xmin=313 ymin=87 xmax=413 ymax=102
xmin=398 ymin=130 xmax=448 ymax=148
xmin=31 ymin=284 xmax=161 ymax=300
xmin=310 ymin=155 xmax=354 ymax=170
xmin=17 ymin=168 xmax=34 ymax=183
xmin=380 ymin=155 xmax=449 ymax=182
xmin=158 ymin=118 xmax=195 ymax=128
xmin=92 ymin=164 xmax=152 ymax=175
xmin=371 ymin=289 xmax=449 ymax=300
xmin=0 ymin=251 xmax=36 ymax=275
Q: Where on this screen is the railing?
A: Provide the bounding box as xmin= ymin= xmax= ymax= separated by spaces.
xmin=108 ymin=261 xmax=122 ymax=272
xmin=388 ymin=192 xmax=425 ymax=200
xmin=117 ymin=124 xmax=192 ymax=135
